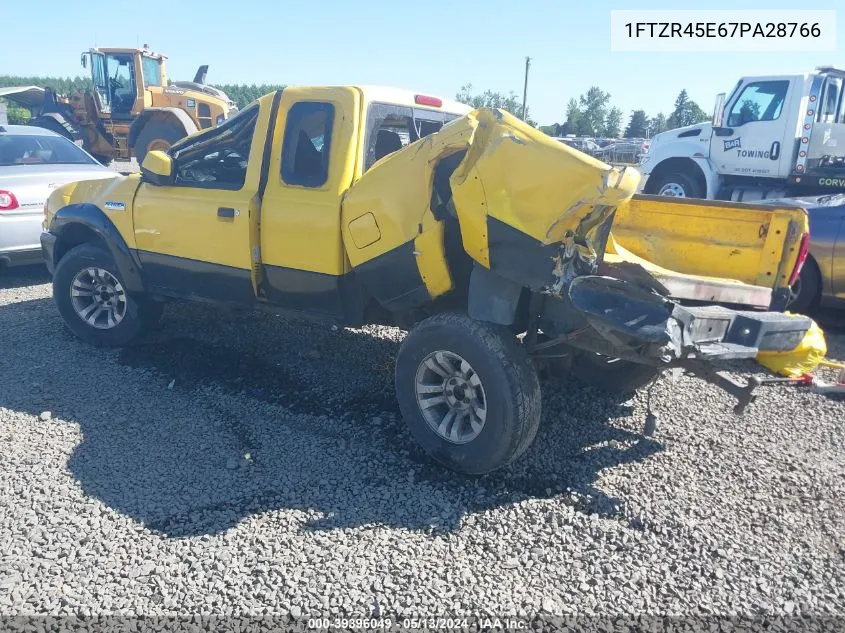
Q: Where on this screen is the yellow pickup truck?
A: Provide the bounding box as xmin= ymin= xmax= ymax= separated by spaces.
xmin=41 ymin=85 xmax=814 ymax=474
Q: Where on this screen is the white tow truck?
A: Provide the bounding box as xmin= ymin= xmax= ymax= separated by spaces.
xmin=640 ymin=66 xmax=845 ymax=201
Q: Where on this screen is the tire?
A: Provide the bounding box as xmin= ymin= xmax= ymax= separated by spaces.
xmin=646 ymin=170 xmax=704 ymax=199
xmin=134 ymin=120 xmax=187 ymax=167
xmin=92 ymin=154 xmax=113 ymax=167
xmin=574 ymin=352 xmax=661 ymax=394
xmin=785 ymin=256 xmax=821 ymax=315
xmin=395 ymin=312 xmax=541 ymax=475
xmin=52 ymin=243 xmax=157 ymax=347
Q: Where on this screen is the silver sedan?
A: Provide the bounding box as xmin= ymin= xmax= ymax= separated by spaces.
xmin=0 ymin=124 xmax=116 ymax=268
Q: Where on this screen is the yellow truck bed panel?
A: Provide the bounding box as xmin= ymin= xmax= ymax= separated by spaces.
xmin=610 ymin=194 xmax=809 ymax=306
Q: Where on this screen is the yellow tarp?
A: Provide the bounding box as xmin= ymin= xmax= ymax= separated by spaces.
xmin=756 ymin=317 xmax=828 ymax=377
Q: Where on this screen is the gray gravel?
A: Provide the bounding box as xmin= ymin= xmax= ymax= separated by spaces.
xmin=0 ymin=265 xmax=844 ymax=627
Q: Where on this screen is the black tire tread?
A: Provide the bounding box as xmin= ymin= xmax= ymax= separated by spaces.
xmin=396 ymin=312 xmax=541 ymax=474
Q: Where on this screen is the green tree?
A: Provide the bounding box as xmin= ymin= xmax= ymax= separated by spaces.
xmin=667 ymin=89 xmax=708 ymax=130
xmin=538 ymin=124 xmax=560 ymax=136
xmin=605 ymin=107 xmax=623 ymax=138
xmin=624 ymin=110 xmax=649 ymax=138
xmin=455 ymin=83 xmax=534 ymax=124
xmin=577 ymin=86 xmax=611 ymax=136
xmin=648 ymin=112 xmax=668 ymax=136
xmin=559 ymin=98 xmax=581 ymax=135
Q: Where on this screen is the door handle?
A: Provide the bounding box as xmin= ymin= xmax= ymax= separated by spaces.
xmin=217 ymin=207 xmax=237 ymax=218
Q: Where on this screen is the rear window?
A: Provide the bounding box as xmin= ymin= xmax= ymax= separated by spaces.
xmin=0 ymin=134 xmax=97 ymax=167
xmin=363 ymin=103 xmax=461 ymax=171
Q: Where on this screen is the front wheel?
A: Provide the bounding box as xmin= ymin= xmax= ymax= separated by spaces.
xmin=52 ymin=243 xmax=158 ymax=347
xmin=134 ymin=120 xmax=187 ymax=167
xmin=395 ymin=313 xmax=541 ymax=475
xmin=646 ymin=170 xmax=704 ymax=199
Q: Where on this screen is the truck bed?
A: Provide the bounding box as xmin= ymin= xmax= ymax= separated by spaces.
xmin=608 ymin=194 xmax=810 ymax=309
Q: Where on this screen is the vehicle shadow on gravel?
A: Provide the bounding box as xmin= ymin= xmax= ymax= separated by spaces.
xmin=2 ymin=296 xmax=662 ymax=538
xmin=0 ymin=264 xmax=50 ymax=290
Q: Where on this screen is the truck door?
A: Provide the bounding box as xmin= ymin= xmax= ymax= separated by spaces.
xmin=709 ymin=78 xmax=794 ymax=180
xmin=257 ymin=87 xmax=361 ymax=320
xmin=132 ymin=104 xmax=261 ymax=303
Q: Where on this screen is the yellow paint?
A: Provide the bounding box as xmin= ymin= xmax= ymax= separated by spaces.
xmin=413 ymin=221 xmax=453 ymax=298
xmin=141 ymin=150 xmax=172 ymax=176
xmin=261 ymin=87 xmax=361 ymax=276
xmin=348 ymin=213 xmax=382 ymax=249
xmin=611 ymin=195 xmax=810 ymax=294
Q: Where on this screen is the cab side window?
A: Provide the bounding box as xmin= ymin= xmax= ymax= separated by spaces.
xmin=281 ymin=101 xmax=334 ymax=187
xmin=727 ymin=81 xmax=789 ymax=127
xmin=172 ymin=104 xmax=259 ymax=190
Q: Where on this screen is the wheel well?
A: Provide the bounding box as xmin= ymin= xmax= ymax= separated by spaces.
xmin=54 ymin=224 xmax=107 ymax=266
xmin=644 ymin=157 xmax=706 ymax=195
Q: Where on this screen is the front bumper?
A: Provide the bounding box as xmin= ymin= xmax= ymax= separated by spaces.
xmin=40 ymin=231 xmax=57 ymax=275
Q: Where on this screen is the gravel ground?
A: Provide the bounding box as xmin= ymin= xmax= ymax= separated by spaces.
xmin=0 ymin=265 xmax=844 ymax=629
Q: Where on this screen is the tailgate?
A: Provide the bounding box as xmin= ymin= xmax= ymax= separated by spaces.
xmin=608 ymin=194 xmax=810 ymax=310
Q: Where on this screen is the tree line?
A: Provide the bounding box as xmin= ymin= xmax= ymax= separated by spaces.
xmin=2 ymin=74 xmax=712 ymax=140
xmin=456 ymin=84 xmax=710 ymax=139
xmin=0 ymin=75 xmax=282 ymax=123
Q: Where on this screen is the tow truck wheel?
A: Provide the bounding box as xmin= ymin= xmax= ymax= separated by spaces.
xmin=395 ymin=313 xmax=541 ymax=475
xmin=52 ymin=243 xmax=158 ymax=348
xmin=647 ymin=171 xmax=704 ymax=199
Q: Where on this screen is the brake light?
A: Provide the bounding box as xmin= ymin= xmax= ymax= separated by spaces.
xmin=788 ymin=231 xmax=810 ymax=287
xmin=0 ymin=190 xmax=19 ymax=211
xmin=414 ymin=94 xmax=442 ymax=108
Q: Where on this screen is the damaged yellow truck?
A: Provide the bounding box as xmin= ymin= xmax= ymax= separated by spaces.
xmin=41 ymin=86 xmax=814 ymax=474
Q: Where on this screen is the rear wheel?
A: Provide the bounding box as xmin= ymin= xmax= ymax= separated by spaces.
xmin=395 ymin=313 xmax=541 ymax=475
xmin=53 ymin=244 xmax=159 ymax=347
xmin=134 ymin=120 xmax=187 ymax=167
xmin=786 ymin=256 xmax=821 ymax=314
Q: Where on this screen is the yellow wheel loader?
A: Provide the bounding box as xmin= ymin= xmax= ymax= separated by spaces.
xmin=13 ymin=45 xmax=236 ymax=166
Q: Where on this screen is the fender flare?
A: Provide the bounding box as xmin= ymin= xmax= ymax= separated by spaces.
xmin=50 ymin=203 xmax=145 ymax=294
xmin=128 ymin=107 xmax=198 ymax=149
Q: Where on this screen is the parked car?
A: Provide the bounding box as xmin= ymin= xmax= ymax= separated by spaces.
xmin=767 ymin=193 xmax=845 ymax=313
xmin=0 ymin=124 xmax=117 ymax=269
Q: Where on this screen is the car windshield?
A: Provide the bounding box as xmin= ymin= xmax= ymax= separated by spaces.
xmin=0 ymin=134 xmax=98 ymax=167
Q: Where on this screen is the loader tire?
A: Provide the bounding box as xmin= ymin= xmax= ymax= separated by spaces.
xmin=134 ymin=120 xmax=187 ymax=167
xmin=395 ymin=312 xmax=541 ymax=475
xmin=575 ymin=352 xmax=661 ymax=394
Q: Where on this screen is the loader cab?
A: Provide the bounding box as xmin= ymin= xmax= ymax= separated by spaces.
xmin=81 ymin=47 xmax=165 ymax=120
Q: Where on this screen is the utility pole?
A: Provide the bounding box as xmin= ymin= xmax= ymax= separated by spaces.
xmin=521 ymin=56 xmax=531 ymax=120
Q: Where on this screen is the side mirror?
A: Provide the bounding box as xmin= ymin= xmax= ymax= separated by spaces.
xmin=712 ymin=93 xmax=726 ymax=128
xmin=140 ymin=150 xmax=174 ymax=186
xmin=80 ymin=53 xmax=87 ymax=69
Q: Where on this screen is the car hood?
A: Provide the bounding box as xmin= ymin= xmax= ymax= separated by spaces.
xmin=1 ymin=164 xmax=117 ymax=212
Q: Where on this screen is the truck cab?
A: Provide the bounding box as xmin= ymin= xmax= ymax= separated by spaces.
xmin=641 ymin=67 xmax=845 ymax=201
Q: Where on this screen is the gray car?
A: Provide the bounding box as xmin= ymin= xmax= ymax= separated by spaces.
xmin=0 ymin=124 xmax=116 ymax=268
xmin=766 ymin=194 xmax=845 ymax=313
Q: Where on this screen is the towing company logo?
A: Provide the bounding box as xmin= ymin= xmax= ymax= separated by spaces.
xmin=104 ymin=201 xmax=126 ymax=211
xmin=723 ymin=137 xmax=742 ymax=151
xmin=732 ymin=140 xmax=782 ymax=161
